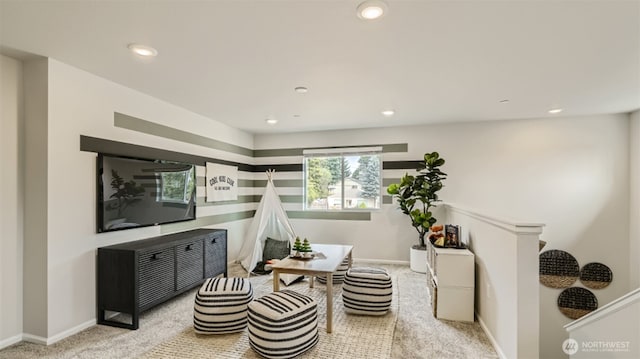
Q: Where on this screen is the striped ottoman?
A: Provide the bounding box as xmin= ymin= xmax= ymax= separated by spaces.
xmin=343 ymin=267 xmax=392 ymax=315
xmin=316 ymin=256 xmax=350 ymax=284
xmin=248 ymin=290 xmax=319 ymax=359
xmin=193 ymin=277 xmax=254 ymax=334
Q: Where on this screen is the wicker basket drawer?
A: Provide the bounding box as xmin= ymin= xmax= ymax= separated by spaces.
xmin=205 ymin=232 xmax=227 ymax=278
xmin=176 ymin=239 xmax=204 ymax=290
xmin=138 ymin=247 xmax=175 ymax=309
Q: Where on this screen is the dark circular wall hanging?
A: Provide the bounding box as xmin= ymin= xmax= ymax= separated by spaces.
xmin=539 ymin=250 xmax=580 ymax=288
xmin=580 ymin=262 xmax=613 ymax=289
xmin=557 ymin=287 xmax=598 ymax=319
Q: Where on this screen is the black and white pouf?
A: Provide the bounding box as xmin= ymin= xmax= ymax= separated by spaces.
xmin=248 ymin=290 xmax=319 ymax=359
xmin=193 ymin=277 xmax=254 ymax=334
xmin=343 ymin=267 xmax=393 ymax=316
xmin=316 ymin=257 xmax=350 ymax=284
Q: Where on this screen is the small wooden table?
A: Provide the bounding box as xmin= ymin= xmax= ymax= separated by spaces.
xmin=270 ymin=244 xmax=353 ymax=333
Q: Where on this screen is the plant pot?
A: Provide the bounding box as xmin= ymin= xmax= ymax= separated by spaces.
xmin=410 ymin=246 xmax=427 ymax=273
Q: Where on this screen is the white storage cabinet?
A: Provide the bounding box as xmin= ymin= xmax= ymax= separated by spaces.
xmin=425 ymin=242 xmax=475 ymax=322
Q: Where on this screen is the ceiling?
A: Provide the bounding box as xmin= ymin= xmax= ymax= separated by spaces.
xmin=1 ymin=0 xmax=639 ymax=134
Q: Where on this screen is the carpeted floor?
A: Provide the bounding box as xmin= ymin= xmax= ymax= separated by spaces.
xmin=0 ymin=263 xmax=497 ymax=359
xmin=142 ymin=274 xmax=398 ymax=358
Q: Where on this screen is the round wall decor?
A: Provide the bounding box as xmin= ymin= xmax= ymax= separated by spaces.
xmin=557 ymin=287 xmax=598 ymax=319
xmin=580 ymin=262 xmax=613 ymax=289
xmin=539 ymin=250 xmax=580 ymax=288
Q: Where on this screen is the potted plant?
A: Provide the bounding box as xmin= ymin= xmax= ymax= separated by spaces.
xmin=387 ymin=152 xmax=447 ymax=272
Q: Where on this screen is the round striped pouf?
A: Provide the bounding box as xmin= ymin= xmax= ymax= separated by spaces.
xmin=316 ymin=257 xmax=350 ymax=284
xmin=193 ymin=277 xmax=254 ymax=334
xmin=342 ymin=267 xmax=392 ymax=315
xmin=248 ymin=290 xmax=319 ymax=359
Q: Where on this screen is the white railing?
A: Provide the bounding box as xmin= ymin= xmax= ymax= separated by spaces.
xmin=441 ymin=203 xmax=544 ymax=359
xmin=564 ymin=288 xmax=640 ymax=358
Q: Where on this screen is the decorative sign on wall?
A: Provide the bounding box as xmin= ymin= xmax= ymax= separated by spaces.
xmin=206 ymin=163 xmax=238 ymax=202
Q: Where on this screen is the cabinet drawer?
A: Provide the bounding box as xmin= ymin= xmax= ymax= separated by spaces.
xmin=205 ymin=233 xmax=226 ymax=278
xmin=176 ymin=239 xmax=204 ymax=290
xmin=434 ymin=252 xmax=475 ymax=287
xmin=436 ymin=287 xmax=474 ymax=322
xmin=138 ymin=248 xmax=175 ymax=309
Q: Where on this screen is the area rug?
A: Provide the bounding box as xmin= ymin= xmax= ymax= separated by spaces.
xmin=141 ymin=275 xmax=398 ymax=358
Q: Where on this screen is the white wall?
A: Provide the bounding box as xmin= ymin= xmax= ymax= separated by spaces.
xmin=43 ymin=58 xmax=254 ymax=339
xmin=22 ymin=57 xmax=49 ymax=341
xmin=444 ymin=204 xmax=543 ymax=359
xmin=255 ymin=114 xmax=630 ymax=358
xmin=0 ymin=55 xmax=24 ymax=347
xmin=630 ymin=110 xmax=640 ymax=289
xmin=0 ymin=57 xmax=257 ymax=344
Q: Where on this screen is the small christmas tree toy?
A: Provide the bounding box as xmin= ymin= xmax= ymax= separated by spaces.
xmin=301 ymin=238 xmax=312 ymax=256
xmin=292 ymin=237 xmax=303 ymax=256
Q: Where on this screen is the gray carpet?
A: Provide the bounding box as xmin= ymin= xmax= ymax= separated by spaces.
xmin=0 ymin=263 xmax=497 ymax=359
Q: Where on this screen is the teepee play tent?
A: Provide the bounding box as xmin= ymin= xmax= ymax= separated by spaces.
xmin=238 ymin=170 xmax=296 ymax=273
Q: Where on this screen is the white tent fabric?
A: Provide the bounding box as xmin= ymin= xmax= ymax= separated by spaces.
xmin=238 ymin=170 xmax=296 ymax=273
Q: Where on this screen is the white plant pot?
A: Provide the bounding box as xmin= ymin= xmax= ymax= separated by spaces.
xmin=410 ymin=246 xmax=427 ymax=273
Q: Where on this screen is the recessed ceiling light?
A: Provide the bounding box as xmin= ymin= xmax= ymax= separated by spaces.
xmin=357 ymin=0 xmax=388 ymax=20
xmin=294 ymin=86 xmax=308 ymax=94
xmin=265 ymin=118 xmax=278 ymax=125
xmin=548 ymin=108 xmax=563 ymax=114
xmin=127 ymin=43 xmax=158 ymax=57
xmin=381 ymin=109 xmax=395 ymax=117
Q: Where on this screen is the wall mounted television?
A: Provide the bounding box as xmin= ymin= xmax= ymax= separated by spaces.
xmin=97 ymin=154 xmax=196 ymax=233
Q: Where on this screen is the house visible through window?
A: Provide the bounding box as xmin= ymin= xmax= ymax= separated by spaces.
xmin=303 ymin=147 xmax=382 ymax=210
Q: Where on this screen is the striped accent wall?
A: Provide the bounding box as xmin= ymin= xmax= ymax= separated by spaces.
xmin=80 ymin=113 xmax=425 ymax=232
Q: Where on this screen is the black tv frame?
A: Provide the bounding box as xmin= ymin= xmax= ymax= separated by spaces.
xmin=96 ymin=153 xmax=196 ymax=233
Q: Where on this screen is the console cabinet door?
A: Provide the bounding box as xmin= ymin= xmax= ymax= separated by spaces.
xmin=138 ymin=247 xmax=175 ymax=309
xmin=176 ymin=239 xmax=204 ymax=290
xmin=205 ymin=232 xmax=227 ymax=278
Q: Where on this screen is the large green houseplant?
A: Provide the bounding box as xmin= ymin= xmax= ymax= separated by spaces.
xmin=387 ymin=151 xmax=447 ymax=249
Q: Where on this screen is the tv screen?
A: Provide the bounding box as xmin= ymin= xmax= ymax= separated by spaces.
xmin=97 ymin=154 xmax=196 ymax=232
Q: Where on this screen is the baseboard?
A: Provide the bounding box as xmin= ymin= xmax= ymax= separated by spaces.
xmin=0 ymin=334 xmax=23 ymax=350
xmin=476 ymin=312 xmax=507 ymax=359
xmin=21 ymin=319 xmax=97 ymax=346
xmin=354 ymin=258 xmax=409 ymax=266
xmin=21 ymin=333 xmax=47 ymax=345
xmin=45 ymin=319 xmax=96 ymax=345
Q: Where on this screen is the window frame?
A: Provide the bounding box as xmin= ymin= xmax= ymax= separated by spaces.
xmin=156 ymin=166 xmax=196 ymax=204
xmin=303 ymin=147 xmax=382 ymax=211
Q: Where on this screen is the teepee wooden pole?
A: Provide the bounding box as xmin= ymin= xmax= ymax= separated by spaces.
xmin=266 ymin=169 xmax=275 ymax=181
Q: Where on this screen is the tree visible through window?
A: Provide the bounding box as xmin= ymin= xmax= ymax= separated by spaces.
xmin=159 ymin=166 xmax=195 ymax=203
xmin=304 ymin=150 xmax=381 ymax=210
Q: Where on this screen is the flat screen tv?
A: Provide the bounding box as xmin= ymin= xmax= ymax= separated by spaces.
xmin=97 ymin=154 xmax=196 ymax=232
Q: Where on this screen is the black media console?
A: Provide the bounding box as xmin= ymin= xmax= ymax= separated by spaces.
xmin=97 ymin=228 xmax=227 ymax=329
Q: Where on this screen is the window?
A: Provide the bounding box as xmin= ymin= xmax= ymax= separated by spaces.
xmin=157 ymin=164 xmax=195 ymax=204
xmin=304 ymin=147 xmax=382 ymax=210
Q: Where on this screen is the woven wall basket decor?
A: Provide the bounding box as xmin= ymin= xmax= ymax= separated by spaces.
xmin=557 ymin=287 xmax=598 ymax=319
xmin=580 ymin=262 xmax=613 ymax=289
xmin=539 ymin=250 xmax=580 ymax=288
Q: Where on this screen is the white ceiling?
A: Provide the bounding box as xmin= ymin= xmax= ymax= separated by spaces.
xmin=1 ymin=0 xmax=639 ymax=134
